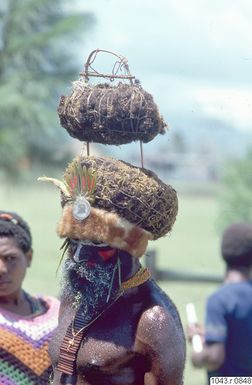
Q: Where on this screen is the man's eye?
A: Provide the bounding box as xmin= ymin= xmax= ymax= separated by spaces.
xmin=5 ymin=256 xmax=15 ymax=262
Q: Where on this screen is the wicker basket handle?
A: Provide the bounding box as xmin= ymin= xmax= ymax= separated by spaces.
xmin=80 ymin=49 xmax=135 ymax=84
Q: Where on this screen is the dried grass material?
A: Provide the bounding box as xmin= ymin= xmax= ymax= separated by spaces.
xmin=63 ymin=156 xmax=178 ymax=239
xmin=58 ymin=81 xmax=167 ymax=145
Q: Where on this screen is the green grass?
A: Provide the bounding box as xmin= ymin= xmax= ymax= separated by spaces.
xmin=0 ymin=183 xmax=223 ymax=385
xmin=152 ymin=193 xmax=223 ymax=385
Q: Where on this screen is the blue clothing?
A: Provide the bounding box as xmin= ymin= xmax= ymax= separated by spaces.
xmin=205 ymin=280 xmax=252 ymax=376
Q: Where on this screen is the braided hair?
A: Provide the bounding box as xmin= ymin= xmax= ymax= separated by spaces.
xmin=0 ymin=211 xmax=32 ymax=253
xmin=221 ymin=222 xmax=252 ymax=268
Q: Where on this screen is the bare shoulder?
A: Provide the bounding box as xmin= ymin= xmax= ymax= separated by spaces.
xmin=137 ymin=304 xmax=184 ymax=348
xmin=136 ymin=281 xmax=185 ymax=348
xmin=135 ymin=283 xmax=186 ymax=384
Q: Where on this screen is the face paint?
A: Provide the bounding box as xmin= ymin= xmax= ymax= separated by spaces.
xmin=60 ymin=242 xmax=119 ymax=310
xmin=60 ymin=241 xmax=135 ymax=310
xmin=71 ymin=241 xmax=117 ymax=266
xmin=98 ymin=248 xmax=116 ymax=261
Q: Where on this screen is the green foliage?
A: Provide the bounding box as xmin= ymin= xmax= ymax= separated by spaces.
xmin=0 ymin=0 xmax=94 ymax=178
xmin=219 ymin=149 xmax=252 ymax=229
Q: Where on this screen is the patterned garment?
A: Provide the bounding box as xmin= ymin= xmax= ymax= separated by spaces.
xmin=0 ymin=296 xmax=59 ymax=385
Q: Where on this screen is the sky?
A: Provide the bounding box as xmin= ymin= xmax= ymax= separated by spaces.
xmin=78 ymin=0 xmax=252 ymax=136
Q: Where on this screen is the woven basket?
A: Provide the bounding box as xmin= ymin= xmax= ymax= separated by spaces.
xmin=58 ymin=49 xmax=167 ymax=145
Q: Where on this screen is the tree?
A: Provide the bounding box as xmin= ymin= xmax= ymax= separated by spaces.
xmin=0 ymin=0 xmax=94 ymax=177
xmin=218 ymin=148 xmax=252 ymax=229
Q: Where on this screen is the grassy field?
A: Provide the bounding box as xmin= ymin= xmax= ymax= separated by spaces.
xmin=0 ymin=183 xmax=224 ymax=385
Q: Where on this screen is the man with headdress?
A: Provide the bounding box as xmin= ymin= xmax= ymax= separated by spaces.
xmin=40 ymin=49 xmax=186 ymax=385
xmin=42 ymin=156 xmax=185 ymax=385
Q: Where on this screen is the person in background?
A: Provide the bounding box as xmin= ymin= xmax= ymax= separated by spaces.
xmin=0 ymin=210 xmax=59 ymax=385
xmin=187 ymin=222 xmax=252 ymax=380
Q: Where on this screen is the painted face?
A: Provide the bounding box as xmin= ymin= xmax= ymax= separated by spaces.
xmin=60 ymin=241 xmax=134 ymax=305
xmin=69 ymin=241 xmax=117 ymax=267
xmin=0 ymin=237 xmax=31 ymax=300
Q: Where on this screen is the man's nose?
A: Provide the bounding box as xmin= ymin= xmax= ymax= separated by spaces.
xmin=0 ymin=259 xmax=8 ymax=275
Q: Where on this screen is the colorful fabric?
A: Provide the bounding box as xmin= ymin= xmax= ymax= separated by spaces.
xmin=0 ymin=296 xmax=59 ymax=385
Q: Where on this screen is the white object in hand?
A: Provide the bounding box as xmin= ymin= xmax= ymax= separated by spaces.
xmin=186 ymin=303 xmax=203 ymax=353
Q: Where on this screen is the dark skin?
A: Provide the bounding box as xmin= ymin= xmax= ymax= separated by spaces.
xmin=49 ymin=246 xmax=185 ymax=385
xmin=0 ymin=237 xmax=33 ymax=316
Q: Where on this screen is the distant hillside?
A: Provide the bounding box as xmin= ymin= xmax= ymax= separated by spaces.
xmin=170 ymin=116 xmax=252 ymax=159
xmin=106 ymin=115 xmax=252 ymax=183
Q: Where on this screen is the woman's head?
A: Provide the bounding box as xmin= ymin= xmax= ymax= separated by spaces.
xmin=0 ymin=212 xmax=32 ymax=299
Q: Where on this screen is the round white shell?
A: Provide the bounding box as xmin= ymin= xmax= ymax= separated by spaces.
xmin=72 ymin=196 xmax=91 ymax=221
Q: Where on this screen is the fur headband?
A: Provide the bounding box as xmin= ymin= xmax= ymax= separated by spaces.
xmin=57 ymin=205 xmax=153 ymax=258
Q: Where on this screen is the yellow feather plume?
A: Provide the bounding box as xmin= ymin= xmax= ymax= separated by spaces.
xmin=37 ymin=176 xmax=71 ymax=197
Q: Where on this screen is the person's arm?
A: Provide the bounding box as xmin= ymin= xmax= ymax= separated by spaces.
xmin=191 ymin=342 xmax=225 ymax=371
xmin=189 ymin=294 xmax=227 ymax=371
xmin=135 ymin=305 xmax=185 ymax=385
xmin=186 ymin=322 xmax=225 ymax=370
